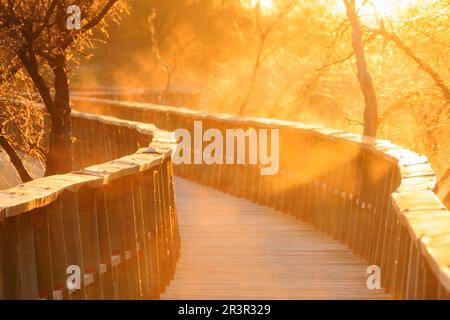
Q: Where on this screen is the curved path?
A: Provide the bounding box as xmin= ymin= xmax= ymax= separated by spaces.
xmin=161 ymin=177 xmax=390 ymax=300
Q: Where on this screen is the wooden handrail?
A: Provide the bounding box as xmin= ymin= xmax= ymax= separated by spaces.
xmin=72 ymin=96 xmax=450 ymax=300
xmin=0 ymin=110 xmax=180 ymax=299
xmin=71 ymin=87 xmax=201 ymax=108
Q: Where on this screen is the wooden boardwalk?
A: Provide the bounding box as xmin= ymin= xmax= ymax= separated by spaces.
xmin=161 ymin=178 xmax=390 ymax=300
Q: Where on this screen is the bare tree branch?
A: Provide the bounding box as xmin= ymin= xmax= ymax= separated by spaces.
xmin=369 ymin=24 xmax=450 ymax=103
xmin=0 ymin=134 xmax=33 ymax=183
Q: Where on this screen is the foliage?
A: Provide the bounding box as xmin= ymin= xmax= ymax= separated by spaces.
xmin=0 ymin=0 xmax=125 ymax=178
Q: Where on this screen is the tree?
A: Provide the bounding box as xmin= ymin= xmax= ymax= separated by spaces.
xmin=238 ymin=0 xmax=298 ymax=115
xmin=148 ymin=8 xmax=197 ymax=105
xmin=370 ymin=25 xmax=450 ymax=104
xmin=143 ymin=0 xmax=244 ymax=101
xmin=0 ymin=0 xmax=124 ymax=178
xmin=342 ymin=0 xmax=378 ymax=137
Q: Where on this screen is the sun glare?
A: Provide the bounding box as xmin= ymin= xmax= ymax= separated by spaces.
xmin=242 ymin=0 xmax=431 ymax=19
xmin=335 ymin=0 xmax=432 ymax=23
xmin=243 ymin=0 xmax=276 ymax=14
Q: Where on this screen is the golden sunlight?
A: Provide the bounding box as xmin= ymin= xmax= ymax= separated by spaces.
xmin=1 ymin=0 xmax=450 ymax=302
xmin=336 ymin=0 xmax=433 ymax=22
xmin=242 ymin=0 xmax=276 ymax=14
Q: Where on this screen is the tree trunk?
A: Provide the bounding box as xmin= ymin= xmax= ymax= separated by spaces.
xmin=0 ymin=135 xmax=33 ymax=183
xmin=238 ymin=36 xmax=265 ymax=115
xmin=159 ymin=66 xmax=173 ymax=105
xmin=19 ymin=48 xmax=72 ymax=176
xmin=344 ymin=0 xmax=378 ymax=137
xmin=45 ymin=55 xmax=72 ymax=176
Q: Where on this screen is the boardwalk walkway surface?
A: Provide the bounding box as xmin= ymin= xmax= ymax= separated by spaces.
xmin=161 ymin=177 xmax=390 ymax=300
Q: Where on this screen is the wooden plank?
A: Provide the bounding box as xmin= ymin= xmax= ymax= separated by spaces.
xmin=132 ymin=176 xmax=151 ymax=298
xmin=94 ymin=188 xmax=116 ymax=299
xmin=161 ymin=177 xmax=391 ymax=300
xmin=31 ymin=207 xmax=54 ymax=299
xmin=118 ymin=177 xmax=141 ymax=299
xmin=140 ymin=170 xmax=161 ymax=299
xmin=77 ymin=187 xmax=102 ymax=298
xmin=60 ymin=191 xmax=86 ymax=299
xmin=104 ymin=182 xmax=129 ymax=299
xmin=15 ymin=214 xmax=39 ymax=299
xmin=46 ymin=199 xmax=68 ymax=298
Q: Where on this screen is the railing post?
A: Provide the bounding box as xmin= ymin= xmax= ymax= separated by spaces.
xmin=94 ymin=187 xmax=119 ymax=299
xmin=1 ymin=213 xmax=39 ymax=299
xmin=102 ymin=122 xmax=114 ymax=162
xmin=398 ymin=230 xmax=412 ymax=299
xmin=161 ymin=158 xmax=179 ymax=276
xmin=348 ymin=151 xmax=364 ymax=253
xmin=374 ymin=167 xmax=395 ymax=269
xmin=139 ymin=168 xmax=162 ymax=299
xmin=47 ymin=198 xmax=69 ymax=299
xmin=300 ymin=133 xmax=313 ymax=223
xmin=31 ymin=207 xmax=54 ymax=300
xmin=77 ymin=187 xmax=103 ymax=299
xmin=405 ymin=239 xmax=421 ymax=299
xmin=382 ymin=205 xmax=399 ymax=294
xmin=60 ymin=191 xmax=87 ymax=299
xmin=119 ymin=177 xmax=143 ymax=299
xmin=154 ymin=168 xmax=171 ymax=289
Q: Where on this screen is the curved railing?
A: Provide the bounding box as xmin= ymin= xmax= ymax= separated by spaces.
xmin=0 ymin=110 xmax=179 ymax=299
xmin=73 ymin=97 xmax=450 ymax=300
xmin=72 ymin=88 xmax=200 ymax=108
xmin=71 ymin=110 xmax=155 ymax=169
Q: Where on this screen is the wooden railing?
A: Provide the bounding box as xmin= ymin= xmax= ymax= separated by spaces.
xmin=72 ymin=88 xmax=201 ymax=108
xmin=0 ymin=110 xmax=180 ymax=299
xmin=73 ymin=97 xmax=450 ymax=300
xmin=71 ymin=110 xmax=154 ymax=169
